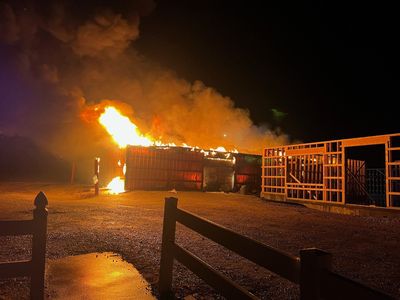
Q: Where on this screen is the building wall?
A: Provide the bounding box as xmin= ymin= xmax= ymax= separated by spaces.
xmin=124 ymin=146 xmax=262 ymax=193
xmin=125 ymin=146 xmax=203 ymax=191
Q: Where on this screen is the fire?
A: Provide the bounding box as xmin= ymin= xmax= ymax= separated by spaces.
xmin=97 ymin=105 xmax=238 ymax=153
xmin=96 ymin=104 xmax=240 ymax=192
xmin=107 ymin=176 xmax=125 ymax=194
xmin=214 ymin=146 xmax=226 ymax=152
xmin=99 ymin=106 xmax=154 ymax=148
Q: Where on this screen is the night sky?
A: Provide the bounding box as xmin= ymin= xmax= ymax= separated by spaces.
xmin=135 ymin=1 xmax=399 ymax=142
xmin=0 ymin=0 xmax=399 ymax=148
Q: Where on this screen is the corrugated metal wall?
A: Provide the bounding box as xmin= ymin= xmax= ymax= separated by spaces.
xmin=203 ymin=159 xmax=235 ymax=192
xmin=125 ymin=146 xmax=262 ymax=192
xmin=125 ymin=146 xmax=203 ymax=191
xmin=234 ymin=154 xmax=262 ymax=193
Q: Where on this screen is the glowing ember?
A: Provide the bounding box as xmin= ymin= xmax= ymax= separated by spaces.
xmin=107 ymin=176 xmax=125 ymax=194
xmin=99 ymin=106 xmax=153 ymax=148
xmin=214 ymin=146 xmax=227 ymax=152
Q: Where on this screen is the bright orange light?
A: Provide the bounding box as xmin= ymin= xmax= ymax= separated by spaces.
xmin=99 ymin=106 xmax=153 ymax=148
xmin=107 ymin=176 xmax=125 ymax=194
xmin=214 ymin=146 xmax=227 ymax=152
xmin=97 ymin=105 xmax=239 ymax=154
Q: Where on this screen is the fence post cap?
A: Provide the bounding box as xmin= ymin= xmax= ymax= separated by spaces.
xmin=34 ymin=191 xmax=48 ymax=209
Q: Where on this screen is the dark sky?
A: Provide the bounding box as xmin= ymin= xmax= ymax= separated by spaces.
xmin=135 ymin=1 xmax=399 ymax=142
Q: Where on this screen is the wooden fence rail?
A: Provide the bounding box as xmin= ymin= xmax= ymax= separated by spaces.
xmin=159 ymin=197 xmax=393 ymax=299
xmin=0 ymin=192 xmax=48 ymax=300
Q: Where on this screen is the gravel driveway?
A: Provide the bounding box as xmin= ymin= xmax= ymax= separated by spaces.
xmin=0 ymin=183 xmax=399 ymax=299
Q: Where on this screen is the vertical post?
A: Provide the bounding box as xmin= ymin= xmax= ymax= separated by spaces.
xmin=201 ymin=156 xmax=205 ymax=191
xmin=94 ymin=157 xmax=100 ymax=196
xmin=284 ymin=154 xmax=287 ymax=197
xmin=342 ymin=145 xmax=346 ymax=204
xmin=31 ymin=192 xmax=48 ymax=300
xmin=385 ymin=141 xmax=390 ymax=207
xmin=300 ymin=248 xmax=332 ymax=300
xmin=323 ymin=146 xmax=328 ymax=202
xmin=70 ymin=161 xmax=76 ymax=185
xmin=159 ymin=197 xmax=178 ymax=299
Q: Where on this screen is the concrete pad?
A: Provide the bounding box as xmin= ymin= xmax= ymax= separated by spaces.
xmin=47 ymin=252 xmax=155 ymax=300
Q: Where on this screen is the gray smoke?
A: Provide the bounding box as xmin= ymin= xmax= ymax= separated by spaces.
xmin=0 ymin=0 xmax=288 ymax=161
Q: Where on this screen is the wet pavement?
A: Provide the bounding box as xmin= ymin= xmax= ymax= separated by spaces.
xmin=47 ymin=252 xmax=155 ymax=299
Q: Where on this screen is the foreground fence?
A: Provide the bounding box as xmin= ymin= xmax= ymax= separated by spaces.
xmin=159 ymin=197 xmax=392 ymax=299
xmin=0 ymin=192 xmax=48 ymax=300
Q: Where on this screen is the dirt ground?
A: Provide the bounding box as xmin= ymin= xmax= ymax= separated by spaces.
xmin=0 ymin=182 xmax=399 ymax=299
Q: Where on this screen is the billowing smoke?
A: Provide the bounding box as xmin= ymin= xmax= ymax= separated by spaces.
xmin=0 ymin=0 xmax=288 ymax=164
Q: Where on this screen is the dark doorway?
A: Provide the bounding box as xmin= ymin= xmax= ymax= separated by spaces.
xmin=345 ymin=145 xmax=386 ymax=206
xmin=203 ymin=159 xmax=234 ymax=192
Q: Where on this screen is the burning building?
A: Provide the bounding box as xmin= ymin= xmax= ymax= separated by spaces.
xmin=124 ymin=146 xmax=261 ymax=193
xmin=261 ymin=133 xmax=400 ymax=212
xmin=87 ymin=104 xmax=262 ymax=194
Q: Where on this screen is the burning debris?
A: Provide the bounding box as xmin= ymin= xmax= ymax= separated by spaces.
xmin=87 ymin=104 xmax=259 ymax=194
xmin=123 ymin=145 xmax=261 ymax=194
xmin=106 ymin=176 xmax=125 ymax=194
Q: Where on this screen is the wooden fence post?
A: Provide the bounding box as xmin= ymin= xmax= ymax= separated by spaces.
xmin=159 ymin=197 xmax=178 ymax=299
xmin=70 ymin=161 xmax=76 ymax=184
xmin=300 ymin=248 xmax=332 ymax=300
xmin=94 ymin=158 xmax=100 ymax=196
xmin=31 ymin=192 xmax=48 ymax=300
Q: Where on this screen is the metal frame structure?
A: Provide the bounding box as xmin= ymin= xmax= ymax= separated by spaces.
xmin=261 ymin=133 xmax=400 ymax=208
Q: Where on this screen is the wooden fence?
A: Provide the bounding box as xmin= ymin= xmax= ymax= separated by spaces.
xmin=0 ymin=192 xmax=48 ymax=300
xmin=159 ymin=197 xmax=393 ymax=299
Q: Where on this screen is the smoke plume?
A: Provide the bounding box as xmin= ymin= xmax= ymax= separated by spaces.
xmin=0 ymin=0 xmax=288 ymax=163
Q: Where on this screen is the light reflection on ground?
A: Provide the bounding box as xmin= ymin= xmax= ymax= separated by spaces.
xmin=47 ymin=252 xmax=155 ymax=299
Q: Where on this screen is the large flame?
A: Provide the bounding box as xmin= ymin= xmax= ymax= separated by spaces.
xmin=107 ymin=176 xmax=125 ymax=194
xmin=97 ymin=105 xmax=238 ymax=153
xmin=99 ymin=106 xmax=153 ymax=148
xmin=97 ymin=105 xmax=240 ymax=193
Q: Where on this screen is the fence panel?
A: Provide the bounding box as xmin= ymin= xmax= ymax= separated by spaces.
xmin=175 ymin=207 xmax=300 ymax=283
xmin=174 ymin=244 xmax=257 ymax=299
xmin=0 ymin=220 xmax=34 ymax=236
xmin=0 ymin=191 xmax=48 ymax=300
xmin=159 ymin=196 xmax=393 ymax=300
xmin=320 ymin=271 xmax=393 ymax=300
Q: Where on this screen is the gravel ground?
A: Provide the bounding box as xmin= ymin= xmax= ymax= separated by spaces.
xmin=0 ymin=182 xmax=399 ymax=299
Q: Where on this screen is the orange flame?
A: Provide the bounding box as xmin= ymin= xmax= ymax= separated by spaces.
xmin=97 ymin=105 xmax=238 ymax=153
xmin=96 ymin=104 xmax=240 ymax=192
xmin=99 ymin=106 xmax=154 ymax=148
xmin=107 ymin=176 xmax=125 ymax=194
